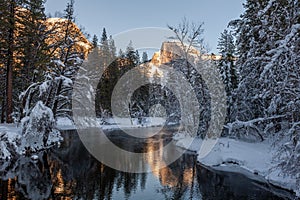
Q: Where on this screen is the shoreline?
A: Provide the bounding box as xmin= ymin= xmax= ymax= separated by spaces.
xmin=173 ymin=133 xmax=299 ymax=198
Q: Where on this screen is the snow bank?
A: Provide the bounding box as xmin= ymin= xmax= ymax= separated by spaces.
xmin=56 ymin=117 xmax=166 ymax=131
xmin=56 ymin=117 xmax=76 ymax=130
xmin=101 ymin=117 xmax=165 ymax=130
xmin=0 ymin=124 xmax=21 ymax=160
xmin=173 ymin=133 xmax=299 ymax=197
xmin=20 ymin=101 xmax=63 ymax=153
xmin=0 ymin=102 xmax=63 ymax=162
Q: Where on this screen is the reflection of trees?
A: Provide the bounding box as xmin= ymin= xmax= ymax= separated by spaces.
xmin=196 ymin=165 xmax=292 ymax=200
xmin=0 ymin=130 xmax=293 ymax=199
xmin=0 ymin=131 xmax=150 ymax=199
xmin=48 ymin=131 xmax=148 ymax=199
xmin=15 ymin=155 xmax=52 ymax=200
xmin=0 ymin=153 xmax=52 ymax=200
xmin=0 ymin=129 xmax=201 ymax=199
xmin=48 ymin=131 xmax=101 ymax=199
xmin=157 ymin=153 xmax=201 ymax=200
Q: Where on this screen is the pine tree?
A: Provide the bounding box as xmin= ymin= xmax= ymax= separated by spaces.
xmin=0 ymin=0 xmax=19 ymax=123
xmin=100 ymin=28 xmax=111 ymax=68
xmin=125 ymin=40 xmax=139 ymax=67
xmin=92 ymin=34 xmax=98 ymax=48
xmin=108 ymin=35 xmax=116 ymax=60
xmin=17 ymin=0 xmax=51 ymax=94
xmin=228 ymin=0 xmax=300 ymax=142
xmin=217 ymin=29 xmax=238 ymax=125
xmin=217 ymin=29 xmax=236 ymax=56
xmin=20 ymin=0 xmax=88 ymax=120
xmin=142 ymin=52 xmax=148 ymax=63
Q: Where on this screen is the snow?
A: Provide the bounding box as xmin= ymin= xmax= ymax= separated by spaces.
xmin=56 ymin=117 xmax=166 ymax=131
xmin=46 ymin=17 xmax=67 ymax=24
xmin=0 ymin=124 xmax=21 ymax=160
xmin=0 ymin=102 xmax=63 ymax=161
xmin=173 ymin=133 xmax=299 ymax=197
xmin=56 ymin=117 xmax=76 ymax=130
xmin=20 ymin=101 xmax=62 ymax=153
xmin=31 ymin=155 xmax=39 ymax=161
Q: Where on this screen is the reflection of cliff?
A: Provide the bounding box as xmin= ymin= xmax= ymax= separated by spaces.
xmin=144 ymin=133 xmax=196 ymax=189
xmin=0 ymin=130 xmax=294 ymax=199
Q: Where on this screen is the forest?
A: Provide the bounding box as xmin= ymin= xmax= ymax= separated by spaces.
xmin=0 ymin=0 xmax=299 ymax=198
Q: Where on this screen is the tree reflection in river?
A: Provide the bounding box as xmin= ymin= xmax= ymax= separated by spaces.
xmin=0 ymin=130 xmax=295 ymax=200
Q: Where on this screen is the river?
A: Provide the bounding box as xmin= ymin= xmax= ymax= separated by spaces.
xmin=0 ymin=128 xmax=296 ymax=200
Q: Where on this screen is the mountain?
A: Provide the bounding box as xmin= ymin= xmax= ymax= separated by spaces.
xmin=150 ymin=41 xmax=224 ymax=66
xmin=45 ymin=18 xmax=93 ymax=58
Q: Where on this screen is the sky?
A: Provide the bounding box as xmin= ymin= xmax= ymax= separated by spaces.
xmin=45 ymin=0 xmax=245 ymax=54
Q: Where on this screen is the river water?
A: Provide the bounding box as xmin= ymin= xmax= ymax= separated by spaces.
xmin=0 ymin=128 xmax=296 ymax=200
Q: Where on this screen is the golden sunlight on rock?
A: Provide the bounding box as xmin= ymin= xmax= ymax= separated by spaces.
xmin=45 ymin=18 xmax=93 ymax=58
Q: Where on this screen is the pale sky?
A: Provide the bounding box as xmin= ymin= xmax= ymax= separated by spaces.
xmin=45 ymin=0 xmax=245 ymax=53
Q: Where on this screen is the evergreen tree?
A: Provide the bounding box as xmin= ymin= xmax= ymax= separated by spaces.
xmin=125 ymin=40 xmax=139 ymax=67
xmin=0 ymin=0 xmax=50 ymax=123
xmin=108 ymin=35 xmax=116 ymax=60
xmin=217 ymin=29 xmax=238 ymax=125
xmin=92 ymin=34 xmax=98 ymax=48
xmin=17 ymin=0 xmax=51 ymax=91
xmin=142 ymin=52 xmax=148 ymax=63
xmin=2 ymin=0 xmax=16 ymax=123
xmin=100 ymin=28 xmax=110 ymax=68
xmin=217 ymin=29 xmax=236 ymax=56
xmin=20 ymin=0 xmax=88 ymax=120
xmin=228 ymin=0 xmax=300 ymax=142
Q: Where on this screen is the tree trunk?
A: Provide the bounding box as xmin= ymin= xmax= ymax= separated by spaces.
xmin=52 ymin=79 xmax=63 ymax=117
xmin=6 ymin=0 xmax=15 ymax=123
xmin=1 ymin=98 xmax=5 ymax=123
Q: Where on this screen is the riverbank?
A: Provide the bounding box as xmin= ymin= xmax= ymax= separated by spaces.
xmin=56 ymin=117 xmax=166 ymax=130
xmin=0 ymin=117 xmax=166 ymax=160
xmin=173 ymin=132 xmax=299 ymax=198
xmin=1 ymin=120 xmax=298 ymax=198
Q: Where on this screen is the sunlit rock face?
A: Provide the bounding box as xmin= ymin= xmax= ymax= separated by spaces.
xmin=159 ymin=42 xmax=183 ymax=64
xmin=151 ymin=42 xmax=184 ymax=66
xmin=13 ymin=7 xmax=92 ymax=59
xmin=45 ymin=18 xmax=93 ymax=58
xmin=150 ymin=41 xmax=201 ymax=66
xmin=150 ymin=41 xmax=229 ymax=67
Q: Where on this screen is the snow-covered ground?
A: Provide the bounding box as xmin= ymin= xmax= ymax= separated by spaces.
xmin=0 ymin=124 xmax=21 ymax=160
xmin=1 ymin=117 xmax=166 ymax=158
xmin=173 ymin=132 xmax=299 ymax=197
xmin=56 ymin=117 xmax=166 ymax=130
xmin=0 ymin=117 xmax=166 ymax=161
xmin=0 ymin=122 xmax=63 ymax=161
xmin=2 ymin=119 xmax=297 ymax=197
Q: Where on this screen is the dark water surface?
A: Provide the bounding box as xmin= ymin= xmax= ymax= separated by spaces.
xmin=0 ymin=129 xmax=296 ymax=200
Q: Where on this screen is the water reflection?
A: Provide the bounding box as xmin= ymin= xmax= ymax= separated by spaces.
xmin=0 ymin=129 xmax=295 ymax=200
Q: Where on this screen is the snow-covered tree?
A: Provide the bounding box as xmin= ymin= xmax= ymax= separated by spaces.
xmin=19 ymin=0 xmax=90 ymax=121
xmin=20 ymin=101 xmax=62 ymax=154
xmin=227 ymin=0 xmax=300 ymax=180
xmin=167 ymin=18 xmax=211 ymax=136
xmin=142 ymin=52 xmax=148 ymax=63
xmin=167 ymin=17 xmax=205 ymax=77
xmin=108 ymin=35 xmax=117 ymax=60
xmin=228 ymin=0 xmax=299 ymax=137
xmin=0 ymin=0 xmax=55 ymax=123
xmin=96 ymin=40 xmax=140 ymax=117
xmin=217 ymin=29 xmax=238 ymax=126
